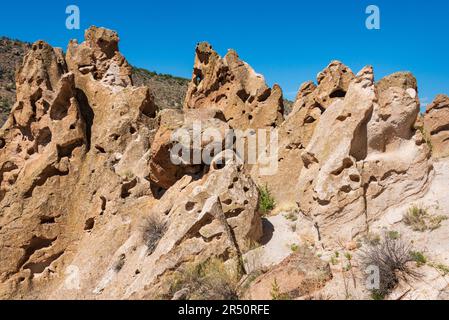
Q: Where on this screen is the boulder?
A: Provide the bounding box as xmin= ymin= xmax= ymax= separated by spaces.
xmin=0 ymin=41 xmax=88 ymax=296
xmin=243 ymin=247 xmax=332 ymax=300
xmin=47 ymin=151 xmax=263 ymax=299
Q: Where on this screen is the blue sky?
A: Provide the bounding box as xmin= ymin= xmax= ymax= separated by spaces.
xmin=1 ymin=0 xmax=448 ymax=105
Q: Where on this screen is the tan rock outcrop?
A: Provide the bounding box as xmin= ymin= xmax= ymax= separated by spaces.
xmin=0 ymin=26 xmax=442 ymax=301
xmin=184 ymin=42 xmax=284 ymax=130
xmin=296 ymin=68 xmax=432 ymax=244
xmin=0 ymin=41 xmax=88 ymax=297
xmin=45 ymin=151 xmax=262 ymax=299
xmin=243 ymin=247 xmax=331 ymax=300
xmin=0 ymin=27 xmax=264 ymax=300
xmin=251 ymin=62 xmax=355 ymax=206
xmin=149 ymin=108 xmax=230 ymax=190
xmin=424 ymin=95 xmax=449 ymax=158
xmin=0 ymin=27 xmax=159 ymax=299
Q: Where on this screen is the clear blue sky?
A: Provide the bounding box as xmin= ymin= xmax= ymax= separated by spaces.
xmin=1 ymin=0 xmax=448 ymax=105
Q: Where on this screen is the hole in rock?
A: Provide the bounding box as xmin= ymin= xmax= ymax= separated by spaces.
xmin=84 ymin=218 xmax=95 ymax=231
xmin=185 ymin=202 xmax=196 ymax=211
xmin=95 ymin=145 xmax=106 ymax=154
xmin=222 ymin=199 xmax=233 ymax=205
xmin=76 ymin=89 xmax=94 ymax=150
xmin=257 ymin=88 xmax=271 ymax=102
xmin=40 ymin=216 xmax=56 ymax=224
xmin=237 ymin=89 xmax=250 ymax=103
xmin=329 ymin=89 xmax=346 ymax=98
xmin=36 ymin=127 xmax=52 ymax=148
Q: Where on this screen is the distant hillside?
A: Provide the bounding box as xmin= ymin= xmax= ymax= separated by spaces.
xmin=0 ymin=37 xmax=31 ymax=125
xmin=0 ymin=37 xmax=292 ymax=126
xmin=131 ymin=67 xmax=189 ymax=110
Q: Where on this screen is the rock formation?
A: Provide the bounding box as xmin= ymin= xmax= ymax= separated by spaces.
xmin=0 ymin=27 xmax=262 ymax=299
xmin=251 ymin=61 xmax=355 ymax=206
xmin=148 ymin=108 xmax=230 ymax=190
xmin=424 ymin=95 xmax=449 ymax=158
xmin=0 ymin=26 xmax=447 ymax=301
xmin=184 ymin=42 xmax=284 ymax=130
xmin=243 ymin=246 xmax=332 ymax=300
xmin=296 ymin=68 xmax=432 ymax=243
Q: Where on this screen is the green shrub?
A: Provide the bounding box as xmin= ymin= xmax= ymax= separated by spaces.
xmin=258 ymin=185 xmax=275 ymax=215
xmin=284 ymin=211 xmax=298 ymax=221
xmin=270 ymin=278 xmax=290 ymax=300
xmin=410 ymin=251 xmax=427 ymax=267
xmin=403 ymin=205 xmax=447 ymax=231
xmin=387 ymin=230 xmax=400 ymax=240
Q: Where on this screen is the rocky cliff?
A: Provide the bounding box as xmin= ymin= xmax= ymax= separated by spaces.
xmin=0 ymin=27 xmax=448 ymax=300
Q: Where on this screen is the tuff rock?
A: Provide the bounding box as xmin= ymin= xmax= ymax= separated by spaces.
xmin=148 ymin=108 xmax=230 ymax=190
xmin=184 ymin=42 xmax=284 ymax=130
xmin=0 ymin=26 xmax=448 ymax=301
xmin=296 ymin=69 xmax=432 ymax=243
xmin=251 ymin=61 xmax=355 ymax=206
xmin=0 ymin=28 xmax=261 ymax=299
xmin=424 ymin=95 xmax=449 ymax=158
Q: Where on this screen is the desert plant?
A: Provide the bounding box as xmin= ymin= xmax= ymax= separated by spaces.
xmin=290 ymin=244 xmax=299 ymax=252
xmin=284 ymin=211 xmax=298 ymax=222
xmin=270 ymin=278 xmax=290 ymax=300
xmin=122 ymin=170 xmax=135 ymax=181
xmin=360 ymin=234 xmax=418 ymax=298
xmin=410 ymin=251 xmax=427 ymax=267
xmin=403 ymin=206 xmax=428 ymax=231
xmin=258 ymin=185 xmax=275 ymax=215
xmin=387 ymin=230 xmax=400 ymax=240
xmin=363 ymin=232 xmax=381 ymax=246
xmin=113 ymin=254 xmax=126 ymax=272
xmin=169 ymin=258 xmax=239 ymax=300
xmin=403 ymin=205 xmax=447 ymax=231
xmin=429 ymin=262 xmax=449 ymax=276
xmin=428 ymin=215 xmax=448 ymax=230
xmin=142 ymin=215 xmax=167 ymax=255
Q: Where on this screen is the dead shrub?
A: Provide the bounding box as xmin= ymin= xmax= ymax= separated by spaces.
xmin=359 ymin=234 xmax=419 ymax=299
xmin=142 ymin=215 xmax=167 ymax=255
xmin=168 ymin=258 xmax=240 ymax=300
